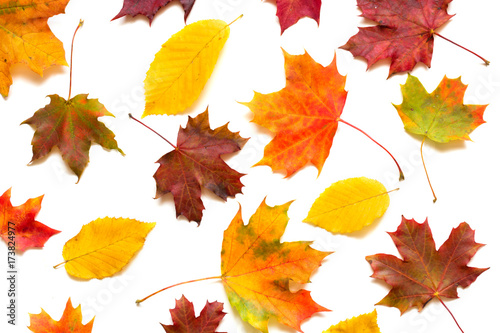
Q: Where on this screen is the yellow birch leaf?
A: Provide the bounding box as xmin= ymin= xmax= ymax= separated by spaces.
xmin=143 ymin=19 xmax=230 ymax=117
xmin=323 ymin=310 xmax=381 ymax=333
xmin=58 ymin=217 xmax=155 ymax=279
xmin=305 ymin=177 xmax=391 ymax=234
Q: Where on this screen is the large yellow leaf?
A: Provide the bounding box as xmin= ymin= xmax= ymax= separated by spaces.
xmin=305 ymin=177 xmax=391 ymax=234
xmin=143 ymin=19 xmax=230 ymax=116
xmin=59 ymin=217 xmax=155 ymax=279
xmin=323 ymin=310 xmax=381 ymax=333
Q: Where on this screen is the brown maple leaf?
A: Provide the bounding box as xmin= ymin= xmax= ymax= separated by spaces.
xmin=0 ymin=188 xmax=59 ymax=252
xmin=130 ymin=109 xmax=248 ymax=223
xmin=367 ymin=216 xmax=488 ymax=314
xmin=0 ymin=0 xmax=69 ymax=97
xmin=161 ymin=295 xmax=225 ymax=333
xmin=341 ymin=0 xmax=489 ymax=76
xmin=28 ymin=298 xmax=94 ymax=333
xmin=112 ymin=0 xmax=196 ymax=24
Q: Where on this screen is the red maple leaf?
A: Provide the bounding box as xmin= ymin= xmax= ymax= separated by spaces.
xmin=0 ymin=188 xmax=60 ymax=252
xmin=341 ymin=0 xmax=488 ymax=76
xmin=29 ymin=298 xmax=94 ymax=333
xmin=367 ymin=216 xmax=488 ymax=326
xmin=112 ymin=0 xmax=196 ymax=24
xmin=161 ymin=295 xmax=225 ymax=333
xmin=275 ymin=0 xmax=321 ymax=33
xmin=130 ymin=109 xmax=248 ymax=223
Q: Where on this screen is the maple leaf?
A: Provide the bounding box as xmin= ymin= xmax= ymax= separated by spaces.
xmin=322 ymin=310 xmax=380 ymax=333
xmin=341 ymin=0 xmax=489 ymax=76
xmin=0 ymin=0 xmax=69 ymax=97
xmin=242 ymin=50 xmax=403 ymax=179
xmin=394 ymin=74 xmax=487 ymax=201
xmin=275 ymin=0 xmax=321 ymax=34
xmin=367 ymin=217 xmax=488 ymax=317
xmin=112 ymin=0 xmax=195 ymax=24
xmin=161 ymin=295 xmax=225 ymax=333
xmin=221 ymin=199 xmax=331 ymax=332
xmin=130 ymin=109 xmax=248 ymax=223
xmin=305 ymin=177 xmax=394 ymax=234
xmin=0 ymin=188 xmax=59 ymax=252
xmin=54 ymin=217 xmax=155 ymax=280
xmin=28 ymin=298 xmax=94 ymax=333
xmin=143 ymin=18 xmax=232 ymax=116
xmin=22 ymin=94 xmax=123 ymax=181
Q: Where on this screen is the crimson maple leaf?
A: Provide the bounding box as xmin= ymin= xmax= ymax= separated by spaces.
xmin=367 ymin=216 xmax=488 ymax=315
xmin=131 ymin=109 xmax=248 ymax=223
xmin=161 ymin=295 xmax=225 ymax=333
xmin=112 ymin=0 xmax=196 ymax=24
xmin=275 ymin=0 xmax=321 ymax=33
xmin=0 ymin=188 xmax=59 ymax=252
xmin=341 ymin=0 xmax=488 ymax=76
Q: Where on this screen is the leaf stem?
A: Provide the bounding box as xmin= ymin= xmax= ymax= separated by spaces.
xmin=136 ymin=276 xmax=221 ymax=304
xmin=434 ymin=32 xmax=489 ymax=66
xmin=53 ymin=261 xmax=67 ymax=269
xmin=68 ymin=20 xmax=84 ymax=100
xmin=338 ymin=118 xmax=404 ymax=181
xmin=436 ymin=296 xmax=464 ymax=333
xmin=420 ymin=137 xmax=437 ymax=203
xmin=128 ymin=113 xmax=176 ymax=149
xmin=228 ymin=14 xmax=243 ymax=26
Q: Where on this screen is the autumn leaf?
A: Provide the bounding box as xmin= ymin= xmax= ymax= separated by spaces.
xmin=22 ymin=22 xmax=124 ymax=182
xmin=305 ymin=177 xmax=395 ymax=234
xmin=0 ymin=0 xmax=69 ymax=97
xmin=322 ymin=310 xmax=380 ymax=333
xmin=28 ymin=298 xmax=94 ymax=333
xmin=161 ymin=295 xmax=225 ymax=333
xmin=0 ymin=188 xmax=59 ymax=252
xmin=221 ymin=199 xmax=331 ymax=332
xmin=341 ymin=0 xmax=489 ymax=76
xmin=130 ymin=109 xmax=248 ymax=223
xmin=113 ymin=0 xmax=196 ymax=24
xmin=394 ymin=74 xmax=487 ymax=202
xmin=143 ymin=18 xmax=236 ymax=116
xmin=367 ymin=217 xmax=488 ymax=330
xmin=54 ymin=217 xmax=155 ymax=279
xmin=242 ymin=50 xmax=403 ymax=179
xmin=275 ymin=0 xmax=321 ymax=34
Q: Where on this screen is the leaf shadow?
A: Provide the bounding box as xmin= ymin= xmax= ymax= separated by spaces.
xmin=406 ymin=132 xmax=466 ymax=153
xmin=7 ymin=64 xmax=66 ymax=95
xmin=349 ymin=215 xmax=386 ymax=239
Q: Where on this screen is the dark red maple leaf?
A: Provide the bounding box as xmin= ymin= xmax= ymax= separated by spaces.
xmin=0 ymin=188 xmax=60 ymax=252
xmin=130 ymin=109 xmax=248 ymax=223
xmin=341 ymin=0 xmax=489 ymax=76
xmin=276 ymin=0 xmax=321 ymax=33
xmin=112 ymin=0 xmax=196 ymax=24
xmin=367 ymin=216 xmax=488 ymax=314
xmin=161 ymin=295 xmax=225 ymax=333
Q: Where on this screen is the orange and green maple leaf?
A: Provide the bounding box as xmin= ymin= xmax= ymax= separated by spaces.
xmin=22 ymin=94 xmax=124 ymax=181
xmin=366 ymin=216 xmax=488 ymax=314
xmin=242 ymin=51 xmax=347 ymax=177
xmin=221 ymin=199 xmax=331 ymax=332
xmin=0 ymin=0 xmax=69 ymax=97
xmin=0 ymin=188 xmax=59 ymax=251
xmin=28 ymin=298 xmax=94 ymax=333
xmin=394 ymin=74 xmax=487 ymax=143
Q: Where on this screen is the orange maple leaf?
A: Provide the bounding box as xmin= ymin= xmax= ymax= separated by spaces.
xmin=221 ymin=199 xmax=331 ymax=332
xmin=0 ymin=0 xmax=69 ymax=97
xmin=242 ymin=50 xmax=403 ymax=179
xmin=0 ymin=188 xmax=59 ymax=251
xmin=28 ymin=298 xmax=94 ymax=333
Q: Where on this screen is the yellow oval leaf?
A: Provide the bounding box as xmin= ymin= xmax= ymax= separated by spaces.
xmin=323 ymin=310 xmax=381 ymax=333
xmin=305 ymin=177 xmax=391 ymax=234
xmin=143 ymin=19 xmax=230 ymax=116
xmin=60 ymin=217 xmax=155 ymax=279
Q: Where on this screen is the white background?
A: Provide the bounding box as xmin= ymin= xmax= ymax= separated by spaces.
xmin=0 ymin=0 xmax=499 ymax=332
